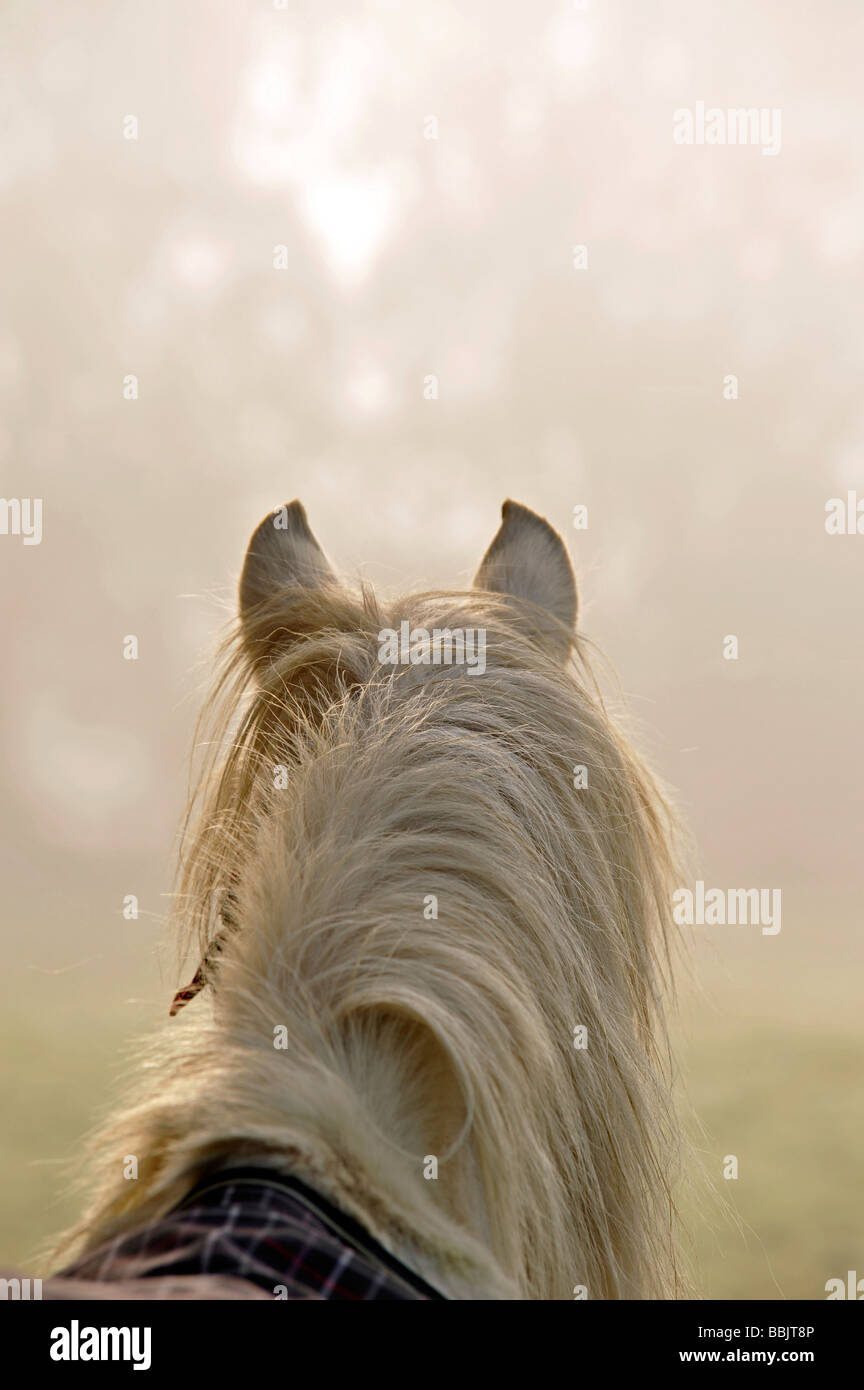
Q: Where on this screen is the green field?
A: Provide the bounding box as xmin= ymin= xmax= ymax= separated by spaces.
xmin=2 ymin=946 xmax=860 ymax=1299
xmin=677 ymin=1022 xmax=863 ymax=1299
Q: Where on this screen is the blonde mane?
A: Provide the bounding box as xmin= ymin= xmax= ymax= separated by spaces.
xmin=55 ymin=516 xmax=685 ymax=1300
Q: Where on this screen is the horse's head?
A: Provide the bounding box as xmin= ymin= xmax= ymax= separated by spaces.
xmin=239 ymin=496 xmax=578 ymax=664
xmin=65 ymin=499 xmax=684 ymax=1302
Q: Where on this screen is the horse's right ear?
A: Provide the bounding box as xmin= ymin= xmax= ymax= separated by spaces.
xmin=474 ymin=500 xmax=577 ymax=659
xmin=239 ymin=501 xmax=336 ymax=619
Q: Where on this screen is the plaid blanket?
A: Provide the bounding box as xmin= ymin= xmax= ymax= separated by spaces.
xmin=56 ymin=1168 xmax=447 ymax=1301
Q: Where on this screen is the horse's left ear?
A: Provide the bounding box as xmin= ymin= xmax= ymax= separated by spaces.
xmin=473 ymin=500 xmax=577 ymax=658
xmin=239 ymin=500 xmax=336 ymax=617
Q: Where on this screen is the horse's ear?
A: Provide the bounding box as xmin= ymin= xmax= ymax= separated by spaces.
xmin=473 ymin=500 xmax=577 ymax=658
xmin=239 ymin=501 xmax=335 ymax=618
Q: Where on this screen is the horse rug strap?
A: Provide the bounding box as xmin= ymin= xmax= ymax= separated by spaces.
xmin=176 ymin=1166 xmax=449 ymax=1300
xmin=57 ymin=1166 xmax=449 ymax=1301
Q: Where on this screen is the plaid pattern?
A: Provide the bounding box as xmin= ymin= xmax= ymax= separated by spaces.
xmin=58 ymin=1170 xmax=446 ymax=1301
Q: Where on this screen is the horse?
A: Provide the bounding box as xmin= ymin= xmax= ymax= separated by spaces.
xmin=50 ymin=499 xmax=684 ymax=1300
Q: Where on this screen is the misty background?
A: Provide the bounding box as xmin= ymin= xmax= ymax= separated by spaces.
xmin=1 ymin=0 xmax=862 ymax=1297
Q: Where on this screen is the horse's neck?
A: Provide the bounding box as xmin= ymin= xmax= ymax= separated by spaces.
xmin=248 ymin=1016 xmax=513 ymax=1299
xmin=286 ymin=1141 xmax=506 ymax=1301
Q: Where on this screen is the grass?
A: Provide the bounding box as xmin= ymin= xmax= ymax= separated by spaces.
xmin=674 ymin=950 xmax=864 ymax=1301
xmin=1 ymin=958 xmax=860 ymax=1298
xmin=0 ymin=1002 xmax=155 ymax=1270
